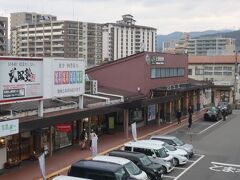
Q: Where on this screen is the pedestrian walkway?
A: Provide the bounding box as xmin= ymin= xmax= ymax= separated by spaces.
xmin=0 ymin=110 xmax=205 ymax=180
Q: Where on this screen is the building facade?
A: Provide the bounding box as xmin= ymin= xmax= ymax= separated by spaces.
xmin=0 ymin=16 xmax=8 ymax=56
xmin=11 ymin=21 xmax=102 ymax=67
xmin=187 ymin=37 xmax=236 ymax=56
xmin=102 ymin=15 xmax=156 ymax=61
xmin=188 ymin=55 xmax=240 ymax=105
xmin=10 ymin=12 xmax=57 ymax=29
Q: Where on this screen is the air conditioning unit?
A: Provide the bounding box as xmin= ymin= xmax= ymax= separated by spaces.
xmin=90 ymin=80 xmax=98 ymax=94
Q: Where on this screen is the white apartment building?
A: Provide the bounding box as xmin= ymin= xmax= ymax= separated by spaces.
xmin=10 ymin=12 xmax=57 ymax=29
xmin=0 ymin=16 xmax=8 ymax=55
xmin=188 ymin=55 xmax=240 ymax=104
xmin=102 ymin=14 xmax=156 ymax=61
xmin=11 ymin=21 xmax=102 ymax=67
xmin=187 ymin=37 xmax=236 ymax=56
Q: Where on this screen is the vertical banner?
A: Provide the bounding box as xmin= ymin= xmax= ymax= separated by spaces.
xmin=91 ymin=136 xmax=98 ymax=158
xmin=38 ymin=153 xmax=46 ymax=180
xmin=131 ymin=122 xmax=137 ymax=141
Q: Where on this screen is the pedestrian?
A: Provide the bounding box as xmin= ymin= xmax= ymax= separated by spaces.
xmin=79 ymin=129 xmax=88 ymax=150
xmin=176 ymin=110 xmax=182 ymax=125
xmin=188 ymin=106 xmax=193 ymax=129
xmin=89 ymin=129 xmax=97 ymax=150
xmin=222 ymin=107 xmax=227 ymax=121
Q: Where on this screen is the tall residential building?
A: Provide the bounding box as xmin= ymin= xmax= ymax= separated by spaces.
xmin=102 ymin=14 xmax=156 ymax=61
xmin=11 ymin=21 xmax=102 ymax=67
xmin=10 ymin=12 xmax=57 ymax=29
xmin=175 ymin=34 xmax=236 ymax=56
xmin=187 ymin=37 xmax=236 ymax=56
xmin=0 ymin=16 xmax=8 ymax=55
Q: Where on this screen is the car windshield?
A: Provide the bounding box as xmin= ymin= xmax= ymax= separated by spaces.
xmin=163 ymin=143 xmax=177 ymax=151
xmin=154 ymin=147 xmax=168 ymax=158
xmin=173 ymin=137 xmax=185 ymax=146
xmin=115 ymin=167 xmax=128 ymax=180
xmin=124 ymin=161 xmax=141 ymax=175
xmin=140 ymin=156 xmax=152 ymax=166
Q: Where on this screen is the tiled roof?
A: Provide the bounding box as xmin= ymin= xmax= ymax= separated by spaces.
xmin=188 ymin=55 xmax=240 ymax=64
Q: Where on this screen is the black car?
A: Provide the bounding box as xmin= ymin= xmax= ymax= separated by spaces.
xmin=204 ymin=106 xmax=222 ymax=121
xmin=109 ymin=150 xmax=163 ymax=180
xmin=218 ymin=102 xmax=232 ymax=115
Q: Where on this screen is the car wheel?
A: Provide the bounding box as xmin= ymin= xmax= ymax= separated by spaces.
xmin=173 ymin=158 xmax=179 ymax=166
xmin=162 ymin=166 xmax=167 ymax=174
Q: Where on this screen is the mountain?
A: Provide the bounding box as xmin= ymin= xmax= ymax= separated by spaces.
xmin=156 ymin=30 xmax=233 ymax=52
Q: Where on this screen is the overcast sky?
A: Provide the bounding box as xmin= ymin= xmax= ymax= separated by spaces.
xmin=0 ymin=0 xmax=240 ymax=34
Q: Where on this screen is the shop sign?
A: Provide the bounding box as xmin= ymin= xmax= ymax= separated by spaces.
xmin=55 ymin=124 xmax=72 ymax=132
xmin=148 ymin=104 xmax=156 ymax=121
xmin=0 ymin=119 xmax=19 ymax=137
xmin=0 ymin=58 xmax=43 ymax=103
xmin=52 ymin=59 xmax=85 ymax=97
xmin=145 ymin=54 xmax=165 ymax=65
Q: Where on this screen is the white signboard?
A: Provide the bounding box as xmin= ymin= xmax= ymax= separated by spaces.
xmin=91 ymin=136 xmax=98 ymax=158
xmin=131 ymin=122 xmax=137 ymax=141
xmin=0 ymin=119 xmax=19 ymax=137
xmin=0 ymin=58 xmax=43 ymax=103
xmin=52 ymin=59 xmax=85 ymax=97
xmin=38 ymin=153 xmax=46 ymax=180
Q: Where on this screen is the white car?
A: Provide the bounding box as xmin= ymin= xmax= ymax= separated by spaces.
xmin=140 ymin=140 xmax=188 ymax=166
xmin=150 ymin=135 xmax=194 ymax=158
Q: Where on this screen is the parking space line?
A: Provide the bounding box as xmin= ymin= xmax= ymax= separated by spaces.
xmin=194 ymin=153 xmax=203 ymax=156
xmin=188 ymin=160 xmax=195 ymax=163
xmin=175 ymin=155 xmax=205 ymax=180
xmin=197 ymin=120 xmax=222 ymax=134
xmin=162 ymin=175 xmax=176 ymax=179
xmin=174 ymin=167 xmax=186 ymax=170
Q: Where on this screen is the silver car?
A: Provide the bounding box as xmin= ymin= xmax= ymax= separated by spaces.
xmin=150 ymin=135 xmax=194 ymax=158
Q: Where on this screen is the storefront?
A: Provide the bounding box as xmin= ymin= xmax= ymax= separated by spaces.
xmin=54 ymin=123 xmax=73 ymax=150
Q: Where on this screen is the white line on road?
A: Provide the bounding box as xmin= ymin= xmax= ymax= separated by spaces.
xmin=162 ymin=175 xmax=176 ymax=179
xmin=211 ymin=162 xmax=240 ymax=167
xmin=175 ymin=155 xmax=205 ymax=180
xmin=187 ymin=160 xmax=195 ymax=163
xmin=174 ymin=167 xmax=186 ymax=170
xmin=197 ymin=120 xmax=222 ymax=134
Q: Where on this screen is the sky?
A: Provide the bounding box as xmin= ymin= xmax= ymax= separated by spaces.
xmin=0 ymin=0 xmax=240 ymax=35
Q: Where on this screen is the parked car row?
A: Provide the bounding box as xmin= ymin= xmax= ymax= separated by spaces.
xmin=54 ymin=135 xmax=194 ymax=180
xmin=204 ymin=103 xmax=232 ymax=121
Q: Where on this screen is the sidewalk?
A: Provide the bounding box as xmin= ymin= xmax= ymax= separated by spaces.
xmin=0 ymin=110 xmax=204 ymax=180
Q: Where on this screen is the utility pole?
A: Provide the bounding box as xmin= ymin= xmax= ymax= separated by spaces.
xmin=233 ymin=50 xmax=238 ymax=108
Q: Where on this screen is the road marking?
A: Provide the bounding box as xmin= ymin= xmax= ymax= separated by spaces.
xmin=174 ymin=167 xmax=186 ymax=170
xmin=188 ymin=160 xmax=195 ymax=163
xmin=162 ymin=175 xmax=176 ymax=179
xmin=197 ymin=120 xmax=222 ymax=134
xmin=211 ymin=162 xmax=240 ymax=168
xmin=175 ymin=155 xmax=205 ymax=180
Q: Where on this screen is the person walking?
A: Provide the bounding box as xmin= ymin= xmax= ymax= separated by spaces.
xmin=89 ymin=129 xmax=97 ymax=150
xmin=176 ymin=110 xmax=182 ymax=125
xmin=79 ymin=129 xmax=88 ymax=150
xmin=188 ymin=106 xmax=193 ymax=129
xmin=222 ymin=107 xmax=227 ymax=121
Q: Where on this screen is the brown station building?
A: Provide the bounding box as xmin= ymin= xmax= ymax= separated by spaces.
xmin=0 ymin=52 xmax=210 ymax=169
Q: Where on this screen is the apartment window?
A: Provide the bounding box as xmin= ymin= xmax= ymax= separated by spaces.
xmin=195 ymin=68 xmax=204 ymax=75
xmin=188 ymin=69 xmax=193 ymax=75
xmin=151 ymin=68 xmax=185 ymax=79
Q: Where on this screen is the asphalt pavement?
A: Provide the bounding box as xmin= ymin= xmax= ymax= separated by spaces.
xmin=163 ymin=114 xmax=240 ymax=180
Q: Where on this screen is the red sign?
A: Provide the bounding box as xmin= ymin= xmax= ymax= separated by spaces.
xmin=55 ymin=124 xmax=72 ymax=132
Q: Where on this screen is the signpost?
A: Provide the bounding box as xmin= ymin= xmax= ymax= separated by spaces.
xmin=0 ymin=119 xmax=19 ymax=137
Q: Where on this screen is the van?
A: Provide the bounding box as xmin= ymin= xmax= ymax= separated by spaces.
xmin=123 ymin=141 xmax=174 ymax=173
xmin=93 ymin=155 xmax=148 ymax=180
xmin=52 ymin=175 xmax=90 ymax=180
xmin=68 ymin=160 xmax=131 ymax=180
xmin=109 ymin=150 xmax=163 ymax=180
xmin=139 ymin=140 xmax=188 ymax=166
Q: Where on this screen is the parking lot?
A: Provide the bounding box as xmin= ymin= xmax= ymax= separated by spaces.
xmin=163 ymin=154 xmax=205 ymax=180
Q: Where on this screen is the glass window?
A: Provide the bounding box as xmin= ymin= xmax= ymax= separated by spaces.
xmin=115 ymin=167 xmax=128 ymax=180
xmin=124 ymin=146 xmax=132 ymax=151
xmin=204 ymin=71 xmax=213 ymax=75
xmin=154 ymin=148 xmax=168 ymax=158
xmin=173 ymin=138 xmax=185 ymax=146
xmin=223 ymin=72 xmax=232 ymax=76
xmin=151 ymin=69 xmax=156 ymax=78
xmin=163 ymin=143 xmax=177 ymax=151
xmin=170 ymin=68 xmax=174 ymax=77
xmin=173 ymin=68 xmax=178 ymax=76
xmin=214 ymin=72 xmax=222 ymax=75
xmin=188 ymin=69 xmax=192 ymax=75
xmin=124 ymin=162 xmax=141 ymax=175
xmin=195 ymin=68 xmax=204 ymax=75
xmin=165 ymin=68 xmax=170 ymax=77
xmin=140 ymin=156 xmax=152 ymax=166
xmin=160 ymin=69 xmax=165 ymax=78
